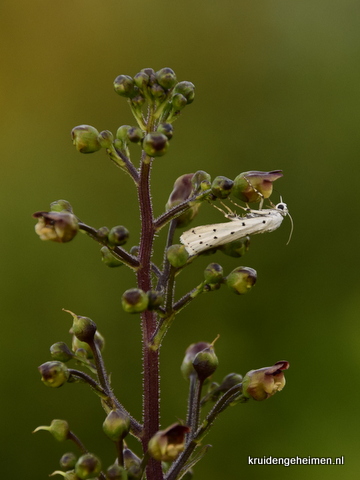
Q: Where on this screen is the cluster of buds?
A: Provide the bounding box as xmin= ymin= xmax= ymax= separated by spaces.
xmin=121 ymin=288 xmax=164 ymax=314
xmin=71 ymin=68 xmax=195 ymax=160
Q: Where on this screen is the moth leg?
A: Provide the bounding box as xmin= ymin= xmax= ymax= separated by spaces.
xmin=209 ymin=200 xmax=235 ymax=217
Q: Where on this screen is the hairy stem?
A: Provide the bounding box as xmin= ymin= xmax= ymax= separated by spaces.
xmin=137 ymin=153 xmax=163 ymax=480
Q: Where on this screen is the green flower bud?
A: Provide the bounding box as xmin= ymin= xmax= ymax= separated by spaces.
xmin=219 ymin=236 xmax=250 ymax=258
xmin=192 ymin=340 xmax=219 ymax=382
xmin=116 ymin=125 xmax=131 ymax=142
xmin=33 ymin=211 xmax=79 ymax=243
xmin=127 ymin=126 xmax=144 ymax=144
xmin=121 ymin=288 xmax=149 ymax=313
xmin=130 ymin=245 xmax=139 ymax=256
xmin=75 ymin=453 xmax=102 ymax=480
xmin=232 ymin=170 xmax=283 ymax=204
xmin=181 ymin=341 xmax=211 ymax=380
xmin=97 ymin=226 xmax=109 ymax=241
xmin=72 ymin=330 xmax=105 ymax=358
xmin=98 ymin=130 xmax=114 ymax=148
xmin=113 ymin=75 xmax=137 ymax=98
xmin=71 ymin=125 xmax=101 ymax=153
xmin=127 ymin=465 xmax=142 ymax=480
xmin=150 ymin=83 xmax=166 ymax=102
xmin=103 ymin=409 xmax=130 ymax=442
xmin=60 ymin=452 xmax=77 ymax=470
xmin=204 ymin=263 xmax=224 ymax=284
xmin=100 ymin=246 xmax=123 ymax=268
xmin=33 ymin=419 xmax=70 ymax=442
xmin=50 ymin=200 xmax=73 ymax=213
xmin=242 ymin=361 xmax=289 ymax=401
xmin=65 ymin=309 xmax=97 ymax=343
xmin=211 ymin=176 xmax=234 ymax=199
xmin=123 ymin=448 xmax=141 ymax=470
xmin=218 ymin=372 xmax=243 ymax=392
xmin=134 ymin=71 xmax=150 ymax=90
xmin=38 ymin=361 xmax=69 ymax=387
xmin=174 ymin=81 xmax=195 ymax=104
xmin=148 ymin=423 xmax=190 ymax=462
xmin=191 ymin=170 xmax=211 ymax=192
xmin=147 ymin=290 xmax=164 ymax=310
xmin=166 ymin=244 xmax=189 ymax=268
xmin=142 ymin=132 xmax=169 ymax=157
xmin=106 ymin=463 xmax=126 ymax=480
xmin=226 ymin=266 xmax=257 ymax=294
xmin=171 ymin=93 xmax=187 ymax=111
xmin=107 ymin=225 xmax=129 ymax=246
xmin=155 ymin=68 xmax=177 ymax=90
xmin=157 ymin=122 xmax=173 ymax=140
xmin=130 ymin=93 xmax=146 ymax=109
xmin=50 ymin=342 xmax=73 ymax=362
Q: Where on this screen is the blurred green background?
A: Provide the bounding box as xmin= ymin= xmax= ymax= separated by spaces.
xmin=2 ymin=0 xmax=359 ymax=478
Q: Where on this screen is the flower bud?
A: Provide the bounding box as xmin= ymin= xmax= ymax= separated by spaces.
xmin=225 ymin=266 xmax=257 ymax=294
xmin=116 ymin=125 xmax=131 ymax=142
xmin=98 ymin=130 xmax=114 ymax=148
xmin=106 ymin=463 xmax=126 ymax=480
xmin=65 ymin=309 xmax=97 ymax=343
xmin=242 ymin=361 xmax=289 ymax=401
xmin=211 ymin=176 xmax=234 ymax=199
xmin=113 ymin=75 xmax=137 ymax=98
xmin=75 ymin=453 xmax=102 ymax=480
xmin=123 ymin=448 xmax=141 ymax=470
xmin=121 ymin=288 xmax=149 ymax=313
xmin=72 ymin=330 xmax=105 ymax=358
xmin=232 ymin=170 xmax=283 ymax=204
xmin=165 ymin=173 xmax=202 ymax=227
xmin=181 ymin=341 xmax=211 ymax=380
xmin=130 ymin=93 xmax=146 ymax=109
xmin=33 ymin=419 xmax=70 ymax=442
xmin=147 ymin=290 xmax=164 ymax=310
xmin=156 ymin=67 xmax=177 ymax=89
xmin=38 ymin=361 xmax=69 ymax=387
xmin=219 ymin=236 xmax=250 ymax=258
xmin=166 ymin=244 xmax=189 ymax=268
xmin=174 ymin=81 xmax=195 ymax=104
xmin=50 ymin=342 xmax=73 ymax=362
xmin=130 ymin=245 xmax=139 ymax=256
xmin=204 ymin=263 xmax=224 ymax=284
xmin=157 ymin=122 xmax=173 ymax=140
xmin=142 ymin=132 xmax=169 ymax=157
xmin=100 ymin=246 xmax=123 ymax=268
xmin=171 ymin=93 xmax=187 ymax=111
xmin=50 ymin=199 xmax=73 ymax=213
xmin=134 ymin=71 xmax=150 ymax=90
xmin=148 ymin=423 xmax=190 ymax=462
xmin=108 ymin=225 xmax=129 ymax=246
xmin=127 ymin=465 xmax=142 ymax=480
xmin=71 ymin=125 xmax=102 ymax=153
xmin=97 ymin=226 xmax=110 ymax=240
xmin=150 ymin=83 xmax=166 ymax=102
xmin=127 ymin=126 xmax=144 ymax=144
xmin=191 ymin=170 xmax=211 ymax=192
xmin=33 ymin=211 xmax=79 ymax=243
xmin=192 ymin=340 xmax=219 ymax=382
xmin=103 ymin=409 xmax=130 ymax=442
xmin=218 ymin=372 xmax=243 ymax=392
xmin=60 ymin=452 xmax=77 ymax=470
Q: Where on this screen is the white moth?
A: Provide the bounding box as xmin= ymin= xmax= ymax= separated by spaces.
xmin=180 ymin=202 xmax=289 ymax=256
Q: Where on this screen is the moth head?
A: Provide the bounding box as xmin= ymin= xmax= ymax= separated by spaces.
xmin=275 ymin=202 xmax=288 ymax=216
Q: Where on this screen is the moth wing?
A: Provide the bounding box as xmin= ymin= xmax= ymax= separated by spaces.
xmin=180 ymin=220 xmax=250 ymax=255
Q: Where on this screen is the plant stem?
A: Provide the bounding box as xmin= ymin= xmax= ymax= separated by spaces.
xmin=137 ymin=153 xmax=163 ymax=480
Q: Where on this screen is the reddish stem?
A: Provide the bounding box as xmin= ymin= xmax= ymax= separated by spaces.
xmin=136 ymin=155 xmax=163 ymax=480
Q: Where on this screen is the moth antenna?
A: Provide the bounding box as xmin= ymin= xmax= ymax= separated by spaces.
xmin=286 ymin=212 xmax=294 ymax=245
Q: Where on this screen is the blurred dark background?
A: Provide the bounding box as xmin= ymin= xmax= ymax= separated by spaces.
xmin=2 ymin=0 xmax=359 ymax=478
